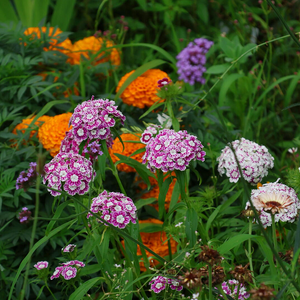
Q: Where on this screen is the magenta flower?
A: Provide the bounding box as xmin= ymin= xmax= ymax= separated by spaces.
xmin=142 ymin=129 xmax=205 ymax=172
xmin=34 ymin=261 xmax=49 ymax=270
xmin=140 ymin=125 xmax=162 ymax=145
xmin=62 ymin=244 xmax=76 ymax=253
xmin=217 ymin=138 xmax=274 ymax=185
xmin=61 ymin=266 xmax=77 ymax=280
xmin=157 ymin=77 xmax=171 ymax=88
xmin=50 ymin=260 xmax=85 ymax=280
xmin=218 ymin=280 xmax=250 ymax=299
xmin=50 ymin=267 xmax=64 ymax=280
xmin=87 ymin=190 xmax=137 ymax=229
xmin=43 ymin=152 xmax=93 ymax=196
xmin=150 ymin=276 xmax=167 ymax=293
xmin=168 ymin=278 xmax=183 ymax=291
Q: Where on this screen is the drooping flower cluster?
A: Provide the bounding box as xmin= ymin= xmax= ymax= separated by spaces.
xmin=16 ymin=162 xmax=38 ymax=191
xmin=43 ymin=152 xmax=93 ymax=196
xmin=19 ymin=207 xmax=32 ymax=223
xmin=70 ymin=97 xmax=125 ymax=143
xmin=34 ymin=261 xmax=49 ymax=270
xmin=142 ymin=129 xmax=205 ymax=172
xmin=87 ymin=190 xmax=137 ymax=229
xmin=116 ymin=69 xmax=171 ymax=108
xmin=245 ymin=180 xmax=300 ymax=228
xmin=218 ymin=280 xmax=250 ymax=300
xmin=38 ymin=112 xmax=72 ymax=157
xmin=176 ymin=38 xmax=213 ymax=85
xmin=149 ymin=276 xmax=182 ymax=293
xmin=217 ymin=138 xmax=274 ymax=185
xmin=50 ymin=260 xmax=85 ymax=280
xmin=109 ymin=133 xmax=145 ymax=172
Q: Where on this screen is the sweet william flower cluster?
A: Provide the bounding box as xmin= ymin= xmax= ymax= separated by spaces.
xmin=218 ymin=280 xmax=250 ymax=299
xmin=149 ymin=276 xmax=182 ymax=293
xmin=43 ymin=152 xmax=93 ymax=196
xmin=245 ymin=180 xmax=300 ymax=228
xmin=87 ymin=190 xmax=137 ymax=229
xmin=217 ymin=138 xmax=274 ymax=185
xmin=142 ymin=128 xmax=205 ymax=172
xmin=50 ymin=260 xmax=85 ymax=280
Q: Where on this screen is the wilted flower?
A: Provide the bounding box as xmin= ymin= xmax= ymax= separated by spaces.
xmin=43 ymin=152 xmax=94 ymax=196
xmin=34 ymin=261 xmax=49 ymax=270
xmin=198 ymin=245 xmax=222 ymax=266
xmin=228 ymin=263 xmax=253 ymax=284
xmin=116 ymin=69 xmax=171 ymax=108
xmin=245 ymin=180 xmax=300 ymax=228
xmin=157 ymin=113 xmax=172 ymax=129
xmin=218 ymin=280 xmax=250 ymax=299
xmin=176 ymin=38 xmax=213 ymax=85
xmin=178 ymin=268 xmax=207 ymax=288
xmin=249 ymin=283 xmax=275 ymax=300
xmin=202 ymin=266 xmax=225 ymax=286
xmin=87 ymin=190 xmax=137 ymax=229
xmin=217 ymin=138 xmax=274 ymax=185
xmin=16 ymin=162 xmax=38 ymax=191
xmin=142 ymin=129 xmax=205 ymax=172
xmin=70 ymin=96 xmax=125 ymax=143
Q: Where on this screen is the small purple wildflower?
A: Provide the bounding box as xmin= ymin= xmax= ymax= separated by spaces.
xmin=218 ymin=280 xmax=250 ymax=299
xmin=43 ymin=152 xmax=93 ymax=196
xmin=142 ymin=128 xmax=205 ymax=172
xmin=150 ymin=276 xmax=167 ymax=293
xmin=176 ymin=38 xmax=213 ymax=85
xmin=87 ymin=190 xmax=137 ymax=229
xmin=62 ymin=244 xmax=76 ymax=253
xmin=217 ymin=138 xmax=274 ymax=185
xmin=19 ymin=207 xmax=32 ymax=223
xmin=34 ymin=261 xmax=49 ymax=270
xmin=16 ymin=162 xmax=38 ymax=191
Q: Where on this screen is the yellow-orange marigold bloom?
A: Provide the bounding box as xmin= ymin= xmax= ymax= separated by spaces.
xmin=116 ymin=69 xmax=171 ymax=109
xmin=38 ymin=113 xmax=72 ymax=157
xmin=138 ymin=219 xmax=177 ymax=271
xmin=70 ymin=36 xmax=120 ymax=66
xmin=24 ymin=27 xmax=73 ymax=55
xmin=13 ymin=115 xmax=51 ymax=138
xmin=109 ymin=133 xmax=145 ymax=173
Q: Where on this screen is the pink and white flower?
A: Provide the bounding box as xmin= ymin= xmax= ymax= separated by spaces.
xmin=62 ymin=244 xmax=76 ymax=253
xmin=34 ymin=261 xmax=48 ymax=270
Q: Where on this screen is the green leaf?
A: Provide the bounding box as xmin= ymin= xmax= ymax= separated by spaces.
xmin=69 ymin=277 xmax=103 ymax=300
xmin=158 ymin=177 xmax=172 ymax=219
xmin=0 ymin=0 xmax=18 ymax=23
xmin=51 ymin=0 xmax=76 ymax=31
xmin=185 ymin=207 xmax=198 ymax=247
xmin=206 ymin=64 xmax=231 ymax=74
xmin=219 ymin=74 xmax=244 ymax=106
xmin=135 ymin=198 xmax=157 ymax=209
xmin=139 ymin=223 xmax=163 ymax=233
xmin=114 ymin=59 xmax=167 ymax=101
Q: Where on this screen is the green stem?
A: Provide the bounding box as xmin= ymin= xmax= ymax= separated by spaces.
xmin=45 ymin=282 xmax=57 ymax=300
xmin=271 ymin=214 xmax=278 ymax=253
xmin=248 ymin=218 xmax=256 ymax=287
xmin=235 ymin=283 xmax=240 ymax=300
xmin=208 ymin=264 xmax=212 ymax=300
xmin=217 ymin=283 xmax=228 ymax=299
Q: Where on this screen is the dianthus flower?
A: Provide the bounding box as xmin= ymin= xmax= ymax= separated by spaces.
xmin=245 ymin=180 xmax=300 ymax=228
xmin=87 ymin=190 xmax=137 ymax=229
xmin=133 ymin=219 xmax=177 ymax=271
xmin=43 ymin=152 xmax=93 ymax=196
xmin=70 ymin=36 xmax=120 ymax=66
xmin=70 ymin=97 xmax=125 ymax=143
xmin=62 ymin=244 xmax=76 ymax=253
xmin=19 ymin=207 xmax=32 ymax=224
xmin=140 ymin=125 xmax=162 ymax=144
xmin=218 ymin=280 xmax=250 ymax=300
xmin=176 ymin=38 xmax=213 ymax=85
xmin=142 ymin=129 xmax=205 ymax=172
xmin=16 ymin=162 xmax=38 ymax=191
xmin=50 ymin=260 xmax=85 ymax=280
xmin=217 ymin=138 xmax=274 ymax=185
xmin=38 ymin=112 xmax=72 ymax=157
xmin=109 ymin=133 xmax=145 ymax=172
xmin=34 ymin=261 xmax=49 ymax=270
xmin=150 ymin=276 xmax=167 ymax=293
xmin=116 ymin=69 xmax=171 ymax=109
xmin=24 ymin=27 xmax=72 ymax=55
xmin=13 ymin=115 xmax=51 ymax=139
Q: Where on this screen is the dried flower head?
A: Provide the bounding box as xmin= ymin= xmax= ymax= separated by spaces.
xmin=70 ymin=97 xmax=125 ymax=143
xmin=198 ymin=245 xmax=222 ymax=266
xmin=116 ymin=69 xmax=171 ymax=109
xmin=109 ymin=133 xmax=145 ymax=172
xmin=70 ymin=36 xmax=120 ymax=66
xmin=24 ymin=27 xmax=72 ymax=55
xmin=249 ymin=283 xmax=275 ymax=300
xmin=38 ymin=113 xmax=72 ymax=157
xmin=178 ymin=268 xmax=207 ymax=288
xmin=87 ymin=190 xmax=137 ymax=229
xmin=217 ymin=138 xmax=274 ymax=185
xmin=245 ymin=180 xmax=300 ymax=228
xmin=228 ymin=263 xmax=253 ymax=284
xmin=43 ymin=152 xmax=93 ymax=196
xmin=202 ymin=266 xmax=225 ymax=286
xmin=176 ymin=38 xmax=213 ymax=85
xmin=142 ymin=128 xmax=205 ymax=172
xmin=218 ymin=280 xmax=250 ymax=299
xmin=279 ymin=248 xmax=300 ymax=264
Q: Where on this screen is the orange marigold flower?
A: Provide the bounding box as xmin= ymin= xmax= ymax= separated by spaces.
xmin=70 ymin=36 xmax=120 ymax=66
xmin=116 ymin=69 xmax=171 ymax=109
xmin=123 ymin=218 xmax=177 ymax=271
xmin=13 ymin=115 xmax=51 ymax=139
xmin=24 ymin=27 xmax=73 ymax=55
xmin=38 ymin=113 xmax=72 ymax=157
xmin=109 ymin=133 xmax=145 ymax=173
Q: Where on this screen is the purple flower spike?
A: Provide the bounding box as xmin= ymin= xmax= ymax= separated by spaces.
xmin=16 ymin=162 xmax=38 ymax=191
xmin=176 ymin=38 xmax=213 ymax=85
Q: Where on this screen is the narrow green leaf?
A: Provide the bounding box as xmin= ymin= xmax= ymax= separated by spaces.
xmin=14 ymin=0 xmax=33 ymax=27
xmin=206 ymin=64 xmax=231 ymax=74
xmin=135 ymin=198 xmax=157 ymax=210
xmin=51 ymin=0 xmax=76 ymax=31
xmin=219 ymin=74 xmax=244 ymax=106
xmin=0 ymin=0 xmax=18 ymax=23
xmin=32 ymin=0 xmax=50 ymax=26
xmin=185 ymin=208 xmax=198 ymax=247
xmin=69 ymin=277 xmax=103 ymax=300
xmin=158 ymin=177 xmax=172 ymax=219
